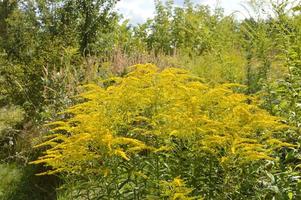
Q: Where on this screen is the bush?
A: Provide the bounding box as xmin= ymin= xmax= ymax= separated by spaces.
xmin=0 ymin=164 xmax=22 ymax=199
xmin=32 ymin=64 xmax=292 ymax=199
xmin=0 ymin=106 xmax=24 ymax=161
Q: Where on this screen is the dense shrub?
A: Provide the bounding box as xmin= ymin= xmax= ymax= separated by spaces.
xmin=33 ymin=64 xmax=292 ymax=199
xmin=0 ymin=164 xmax=22 ymax=199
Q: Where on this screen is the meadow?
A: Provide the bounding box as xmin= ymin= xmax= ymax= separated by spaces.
xmin=0 ymin=0 xmax=301 ymax=199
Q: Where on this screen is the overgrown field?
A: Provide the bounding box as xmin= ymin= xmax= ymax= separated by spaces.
xmin=0 ymin=0 xmax=301 ymax=199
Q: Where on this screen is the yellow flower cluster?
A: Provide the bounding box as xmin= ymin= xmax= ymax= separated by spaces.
xmin=156 ymin=177 xmax=202 ymax=200
xmin=31 ymin=64 xmax=291 ymax=175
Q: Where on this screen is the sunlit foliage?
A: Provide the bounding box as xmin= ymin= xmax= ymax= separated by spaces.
xmin=32 ymin=64 xmax=292 ymax=199
xmin=1 ymin=0 xmax=301 ymax=199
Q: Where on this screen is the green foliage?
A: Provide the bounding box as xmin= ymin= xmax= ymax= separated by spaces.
xmin=0 ymin=0 xmax=301 ymax=199
xmin=258 ymin=4 xmax=301 ymax=198
xmin=0 ymin=106 xmax=23 ymax=133
xmin=0 ymin=164 xmax=59 ymax=200
xmin=0 ymin=164 xmax=24 ymax=200
xmin=0 ymin=106 xmax=24 ymax=161
xmin=146 ymin=0 xmax=238 ymax=56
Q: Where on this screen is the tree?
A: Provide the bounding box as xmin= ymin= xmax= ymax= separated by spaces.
xmin=0 ymin=0 xmax=17 ymax=50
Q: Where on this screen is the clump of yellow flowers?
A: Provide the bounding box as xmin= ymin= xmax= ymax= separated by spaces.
xmin=31 ymin=64 xmax=291 ymax=198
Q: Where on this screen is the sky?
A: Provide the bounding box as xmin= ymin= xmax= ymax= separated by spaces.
xmin=115 ymin=0 xmax=250 ymax=24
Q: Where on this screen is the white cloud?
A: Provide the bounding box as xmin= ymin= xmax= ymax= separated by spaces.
xmin=115 ymin=0 xmax=155 ymax=24
xmin=116 ymin=0 xmax=249 ymax=24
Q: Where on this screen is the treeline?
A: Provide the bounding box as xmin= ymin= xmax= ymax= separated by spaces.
xmin=0 ymin=0 xmax=301 ymax=199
